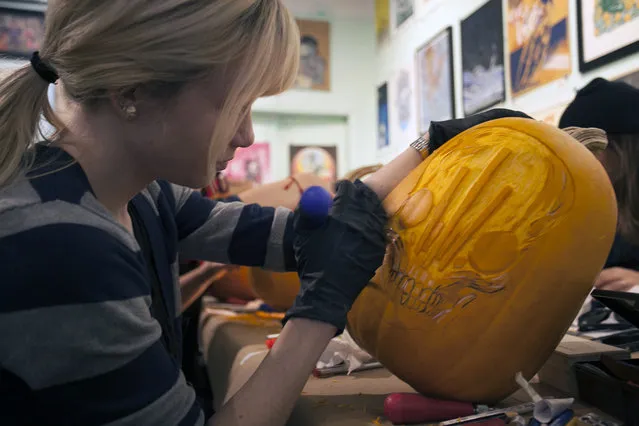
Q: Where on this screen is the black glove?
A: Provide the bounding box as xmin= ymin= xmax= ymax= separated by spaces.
xmin=283 ymin=179 xmax=388 ymax=334
xmin=428 ymin=108 xmax=533 ymax=151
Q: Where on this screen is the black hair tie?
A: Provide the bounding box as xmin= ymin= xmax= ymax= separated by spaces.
xmin=30 ymin=51 xmax=59 ymax=84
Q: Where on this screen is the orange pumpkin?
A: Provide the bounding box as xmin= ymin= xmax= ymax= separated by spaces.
xmin=206 ymin=266 xmax=257 ymax=302
xmin=346 ymin=118 xmax=617 ymax=403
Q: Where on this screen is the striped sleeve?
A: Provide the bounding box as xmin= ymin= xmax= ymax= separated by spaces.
xmin=170 ymin=184 xmax=296 ymax=272
xmin=0 ymin=211 xmax=204 ymax=426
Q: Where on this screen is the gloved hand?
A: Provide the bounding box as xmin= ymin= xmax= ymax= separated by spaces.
xmin=428 ymin=108 xmax=533 ymax=152
xmin=283 ymin=179 xmax=388 ymax=334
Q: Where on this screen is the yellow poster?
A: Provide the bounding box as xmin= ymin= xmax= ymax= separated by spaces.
xmin=376 ymin=0 xmax=390 ymax=43
xmin=507 ymin=0 xmax=571 ymax=97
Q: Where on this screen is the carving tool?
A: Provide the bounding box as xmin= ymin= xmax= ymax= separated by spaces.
xmin=436 ymin=403 xmax=535 ymax=426
xmin=384 ymin=393 xmax=490 ymax=424
xmin=312 ymin=361 xmax=383 ymax=378
xmin=298 ymin=185 xmax=332 ymax=228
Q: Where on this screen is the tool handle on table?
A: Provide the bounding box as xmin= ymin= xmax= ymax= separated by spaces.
xmin=297 ymin=186 xmax=332 ymax=229
xmin=384 ymin=393 xmax=476 ymax=425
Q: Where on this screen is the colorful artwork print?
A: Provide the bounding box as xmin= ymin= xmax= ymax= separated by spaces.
xmin=594 ymin=0 xmax=639 ymax=35
xmin=461 ymin=0 xmax=506 ymax=115
xmin=376 ymin=0 xmax=391 ymax=43
xmin=378 ymin=83 xmax=390 ymax=149
xmin=396 ymin=69 xmax=412 ymax=132
xmin=225 ymin=143 xmax=271 ymax=184
xmin=295 ymin=19 xmax=330 ymax=91
xmin=290 ymin=145 xmax=337 ymax=182
xmin=0 ymin=8 xmax=45 ymax=58
xmin=507 ymin=0 xmax=571 ymax=97
xmin=394 ymin=0 xmax=414 ymax=28
xmin=578 ymin=0 xmax=639 ymax=71
xmin=415 ymin=28 xmax=454 ymax=135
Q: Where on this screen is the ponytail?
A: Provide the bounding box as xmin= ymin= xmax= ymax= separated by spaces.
xmin=0 ymin=65 xmax=60 ymax=188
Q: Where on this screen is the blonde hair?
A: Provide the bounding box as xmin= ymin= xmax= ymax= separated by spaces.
xmin=0 ymin=0 xmax=300 ymax=187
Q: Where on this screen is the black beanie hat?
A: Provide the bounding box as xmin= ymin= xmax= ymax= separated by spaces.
xmin=558 ymin=77 xmax=639 ymax=134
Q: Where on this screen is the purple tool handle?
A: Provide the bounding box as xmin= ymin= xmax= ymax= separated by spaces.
xmin=298 ymin=186 xmax=332 ymax=229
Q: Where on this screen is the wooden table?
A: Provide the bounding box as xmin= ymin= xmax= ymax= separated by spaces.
xmin=200 ymin=309 xmax=621 ymax=425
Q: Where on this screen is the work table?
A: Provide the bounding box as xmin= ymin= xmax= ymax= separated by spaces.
xmin=200 ymin=308 xmax=622 ymax=425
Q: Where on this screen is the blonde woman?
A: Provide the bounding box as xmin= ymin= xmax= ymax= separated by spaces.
xmin=0 ymin=1 xmax=528 ymax=424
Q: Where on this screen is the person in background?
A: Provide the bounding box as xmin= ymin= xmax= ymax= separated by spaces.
xmin=559 ymin=77 xmax=639 ymax=294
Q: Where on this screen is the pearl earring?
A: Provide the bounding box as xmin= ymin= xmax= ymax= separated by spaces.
xmin=124 ymin=105 xmax=137 ymax=120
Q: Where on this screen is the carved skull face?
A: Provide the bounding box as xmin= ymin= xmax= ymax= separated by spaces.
xmin=346 ymin=118 xmax=617 ymax=403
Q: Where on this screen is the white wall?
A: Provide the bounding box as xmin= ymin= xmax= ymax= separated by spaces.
xmin=252 ymin=112 xmax=348 ymax=182
xmin=376 ymin=0 xmax=639 ymax=164
xmin=254 ymin=0 xmax=378 ymax=174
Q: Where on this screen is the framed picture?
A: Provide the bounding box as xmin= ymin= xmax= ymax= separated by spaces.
xmin=0 ymin=7 xmax=45 ymax=59
xmin=415 ymin=27 xmax=455 ymax=135
xmin=290 ymin=145 xmax=337 ymax=182
xmin=616 ymin=69 xmax=639 ymax=88
xmin=225 ymin=142 xmax=271 ymax=184
xmin=377 ymin=83 xmax=390 ymax=150
xmin=507 ymin=0 xmax=571 ymax=97
xmin=394 ymin=0 xmax=414 ymax=29
xmin=391 ymin=62 xmax=417 ymax=148
xmin=295 ymin=19 xmax=330 ymax=91
xmin=577 ymin=0 xmax=639 ymax=72
xmin=376 ymin=0 xmax=390 ymax=44
xmin=461 ymin=0 xmax=505 ymax=116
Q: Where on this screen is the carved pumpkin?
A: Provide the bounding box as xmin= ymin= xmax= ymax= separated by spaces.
xmin=346 ymin=118 xmax=617 ymax=403
xmin=244 ymin=173 xmax=334 ymax=310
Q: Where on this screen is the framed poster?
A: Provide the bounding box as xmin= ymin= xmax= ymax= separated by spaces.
xmin=415 ymin=27 xmax=455 ymax=135
xmin=577 ymin=0 xmax=639 ymax=72
xmin=390 ymin=62 xmax=417 ymax=149
xmin=290 ymin=145 xmax=337 ymax=182
xmin=394 ymin=0 xmax=414 ymax=28
xmin=507 ymin=0 xmax=571 ymax=97
xmin=0 ymin=7 xmax=45 ymax=59
xmin=376 ymin=0 xmax=390 ymax=43
xmin=377 ymin=83 xmax=390 ymax=150
xmin=295 ymin=19 xmax=330 ymax=91
xmin=616 ymin=69 xmax=639 ymax=88
xmin=225 ymin=142 xmax=271 ymax=184
xmin=461 ymin=0 xmax=506 ymax=115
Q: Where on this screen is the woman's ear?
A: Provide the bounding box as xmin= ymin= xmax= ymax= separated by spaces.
xmin=110 ymin=88 xmax=138 ymax=121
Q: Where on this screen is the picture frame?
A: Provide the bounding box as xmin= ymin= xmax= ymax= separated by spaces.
xmin=394 ymin=0 xmax=415 ymax=29
xmin=295 ymin=19 xmax=331 ymax=91
xmin=577 ymin=0 xmax=639 ymax=72
xmin=0 ymin=6 xmax=46 ymax=59
xmin=507 ymin=0 xmax=571 ymax=97
xmin=415 ymin=27 xmax=455 ymax=136
xmin=460 ymin=0 xmax=506 ymax=116
xmin=377 ymin=82 xmax=390 ymax=150
xmin=289 ymin=145 xmax=337 ymax=183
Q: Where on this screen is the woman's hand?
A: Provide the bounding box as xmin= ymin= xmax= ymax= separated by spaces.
xmin=427 ymin=108 xmax=533 ymax=151
xmin=284 ymin=179 xmax=388 ymax=332
xmin=594 ymin=267 xmax=639 ymax=292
